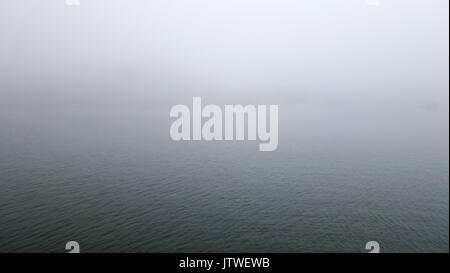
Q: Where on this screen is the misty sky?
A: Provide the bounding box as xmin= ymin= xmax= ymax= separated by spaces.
xmin=0 ymin=0 xmax=448 ymax=119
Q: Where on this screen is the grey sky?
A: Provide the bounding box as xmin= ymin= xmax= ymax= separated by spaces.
xmin=0 ymin=0 xmax=448 ymax=115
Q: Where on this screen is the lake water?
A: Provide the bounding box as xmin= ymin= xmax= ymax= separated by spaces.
xmin=0 ymin=105 xmax=448 ymax=253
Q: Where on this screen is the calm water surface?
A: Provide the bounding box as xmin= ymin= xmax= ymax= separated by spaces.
xmin=0 ymin=106 xmax=448 ymax=252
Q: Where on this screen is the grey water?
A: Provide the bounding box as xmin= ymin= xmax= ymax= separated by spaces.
xmin=0 ymin=104 xmax=448 ymax=253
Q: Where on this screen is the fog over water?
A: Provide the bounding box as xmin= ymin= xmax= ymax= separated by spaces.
xmin=0 ymin=0 xmax=448 ymax=252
